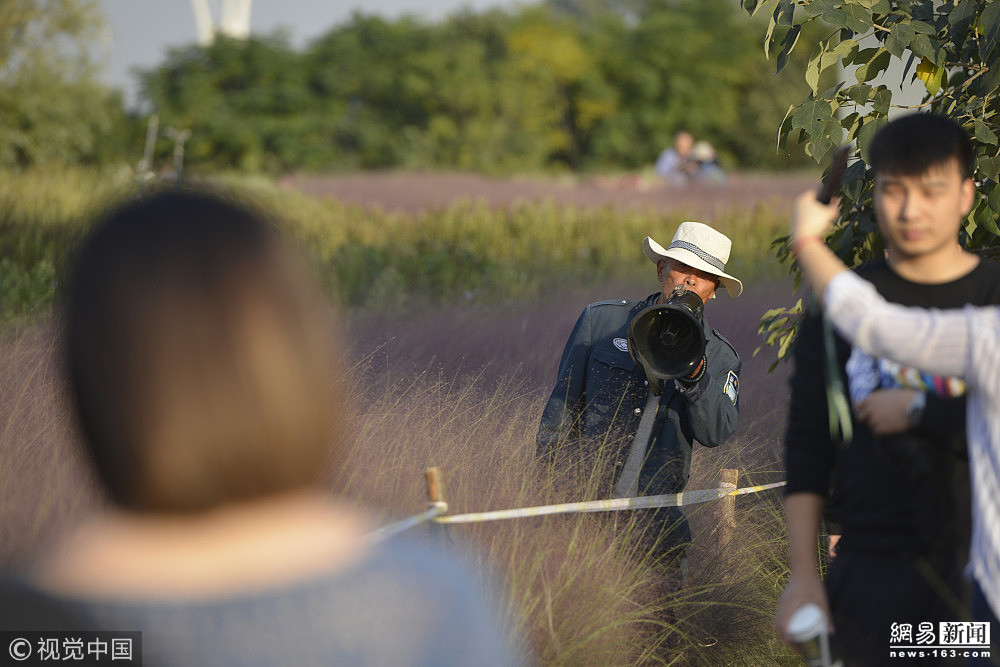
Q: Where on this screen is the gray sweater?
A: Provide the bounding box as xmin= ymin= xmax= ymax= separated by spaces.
xmin=2 ymin=536 xmax=525 ymax=666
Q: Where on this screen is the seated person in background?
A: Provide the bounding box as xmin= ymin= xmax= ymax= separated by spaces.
xmin=655 ymin=130 xmax=699 ymax=184
xmin=691 ymin=141 xmax=726 ymax=183
xmin=790 ymin=186 xmax=1000 ymax=649
xmin=656 ymin=131 xmax=725 ymax=184
xmin=1 ymin=189 xmax=522 ymax=666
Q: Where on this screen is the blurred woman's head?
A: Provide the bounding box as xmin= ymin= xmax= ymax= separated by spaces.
xmin=63 ymin=188 xmax=344 ymax=514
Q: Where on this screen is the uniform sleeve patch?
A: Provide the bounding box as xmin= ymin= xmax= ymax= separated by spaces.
xmin=724 ymin=370 xmax=739 ymax=405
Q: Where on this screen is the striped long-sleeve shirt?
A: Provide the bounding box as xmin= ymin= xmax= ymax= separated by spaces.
xmin=824 ymin=269 xmax=1000 ymax=618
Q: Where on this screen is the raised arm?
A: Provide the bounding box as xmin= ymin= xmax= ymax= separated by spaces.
xmin=823 ymin=272 xmax=972 ymax=380
xmin=789 ymin=189 xmax=973 ymax=380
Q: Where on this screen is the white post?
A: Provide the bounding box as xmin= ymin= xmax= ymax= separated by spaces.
xmin=190 ymin=0 xmax=216 ymax=46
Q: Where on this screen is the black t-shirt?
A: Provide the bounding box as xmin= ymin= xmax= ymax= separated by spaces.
xmin=785 ymin=257 xmax=1000 ymax=563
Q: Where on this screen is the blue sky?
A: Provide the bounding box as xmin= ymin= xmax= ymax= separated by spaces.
xmin=97 ymin=0 xmax=520 ymax=107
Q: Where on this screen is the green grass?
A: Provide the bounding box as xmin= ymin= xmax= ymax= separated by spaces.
xmin=0 ymin=168 xmax=792 ymax=322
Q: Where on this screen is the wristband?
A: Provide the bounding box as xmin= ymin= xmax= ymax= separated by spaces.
xmin=790 ymin=235 xmax=824 ymax=257
xmin=678 ymin=355 xmax=707 ymax=386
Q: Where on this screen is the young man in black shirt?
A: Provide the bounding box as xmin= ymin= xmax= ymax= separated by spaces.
xmin=776 ymin=113 xmax=1000 ymax=665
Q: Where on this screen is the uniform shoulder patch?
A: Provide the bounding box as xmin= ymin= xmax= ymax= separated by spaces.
xmin=592 ymin=298 xmax=630 ymax=307
xmin=724 ymin=370 xmax=739 ymax=405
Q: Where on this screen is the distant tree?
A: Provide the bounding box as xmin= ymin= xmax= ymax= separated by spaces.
xmin=0 ymin=0 xmax=128 ymax=167
xmin=135 ymin=0 xmax=824 ymax=173
xmin=140 ymin=34 xmax=314 ymax=172
xmin=564 ymin=0 xmax=818 ymax=170
xmin=742 ymin=0 xmax=1000 ymax=361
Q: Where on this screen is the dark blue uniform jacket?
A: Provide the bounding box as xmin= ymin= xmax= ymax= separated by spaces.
xmin=537 ymin=293 xmax=741 ymax=498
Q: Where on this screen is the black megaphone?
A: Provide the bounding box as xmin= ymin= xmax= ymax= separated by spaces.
xmin=628 ymin=287 xmax=706 ymax=388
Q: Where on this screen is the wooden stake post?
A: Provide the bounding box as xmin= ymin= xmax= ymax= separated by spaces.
xmin=425 ymin=467 xmax=447 ymax=542
xmin=425 ymin=467 xmax=443 ymax=504
xmin=717 ymin=468 xmax=738 ymax=547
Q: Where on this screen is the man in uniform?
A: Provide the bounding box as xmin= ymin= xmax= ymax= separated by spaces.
xmin=536 ymin=222 xmax=742 ymax=560
xmin=776 ymin=113 xmax=1000 ymax=664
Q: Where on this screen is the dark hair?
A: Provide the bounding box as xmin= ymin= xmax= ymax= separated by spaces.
xmin=64 ymin=188 xmax=345 ymax=513
xmin=869 ymin=113 xmax=973 ymax=178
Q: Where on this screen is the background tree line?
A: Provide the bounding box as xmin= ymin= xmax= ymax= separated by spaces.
xmin=3 ymin=0 xmax=821 ymax=174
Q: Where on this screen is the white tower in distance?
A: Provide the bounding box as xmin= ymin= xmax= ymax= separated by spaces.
xmin=190 ymin=0 xmax=253 ymax=46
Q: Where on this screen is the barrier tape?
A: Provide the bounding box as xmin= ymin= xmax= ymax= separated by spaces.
xmin=370 ymin=501 xmax=448 ymax=542
xmin=434 ymin=480 xmax=786 ymax=525
xmin=369 ymin=481 xmax=786 ymax=538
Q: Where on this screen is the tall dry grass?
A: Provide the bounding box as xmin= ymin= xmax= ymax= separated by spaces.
xmin=0 ymin=282 xmax=800 ymax=664
xmin=336 ymin=355 xmax=795 ymax=664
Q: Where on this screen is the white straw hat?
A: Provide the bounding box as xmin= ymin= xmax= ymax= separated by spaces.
xmin=643 ymin=222 xmax=743 ymax=298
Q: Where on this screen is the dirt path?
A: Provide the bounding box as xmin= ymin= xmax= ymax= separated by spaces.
xmin=281 ymin=171 xmax=818 ymax=217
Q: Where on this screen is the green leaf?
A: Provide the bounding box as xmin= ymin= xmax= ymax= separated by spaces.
xmin=801 ymin=0 xmax=841 ymax=18
xmin=901 ymin=52 xmax=916 ymax=80
xmin=979 ymin=216 xmax=1000 ymax=241
xmin=974 ymin=59 xmax=1000 ymax=96
xmin=775 ymin=24 xmax=802 ymax=74
xmin=742 ymin=0 xmax=759 ymax=15
xmin=872 ymin=86 xmax=892 ymax=115
xmin=870 ymin=0 xmax=891 ymax=13
xmin=855 ymin=48 xmax=891 ymax=83
xmin=846 ymin=84 xmax=872 ymax=105
xmin=949 ymin=0 xmax=977 ymax=47
xmin=909 ymin=19 xmax=936 ymax=35
xmin=776 ymin=103 xmax=796 ymax=154
xmin=910 ymin=34 xmax=943 ymax=65
xmin=746 ymin=0 xmax=778 ymax=18
xmin=841 ymin=111 xmax=861 ymax=135
xmin=806 ymin=53 xmax=821 ymax=95
xmin=823 ymin=118 xmax=845 ymax=145
xmin=857 ymin=116 xmax=889 ymax=161
xmin=822 ymin=9 xmax=850 ymax=30
xmin=764 ymin=17 xmax=779 ymax=60
xmin=832 ymin=37 xmax=859 ymax=61
xmin=975 ymin=119 xmax=999 ymax=146
xmin=778 ymin=330 xmax=796 ymax=358
xmin=773 ymin=0 xmax=795 ymax=29
xmin=975 ymin=197 xmax=1000 ymax=235
xmin=805 ymin=47 xmax=842 ymax=95
xmin=843 ymin=5 xmax=874 ymax=33
xmin=760 ymin=306 xmax=789 ymax=320
xmin=842 ymin=158 xmax=867 ymax=202
xmin=844 ymin=47 xmax=879 ymax=67
xmin=856 ymin=209 xmax=879 ymax=233
xmin=792 ymin=97 xmax=835 ymax=137
xmin=977 ymin=156 xmax=1000 ymax=181
xmin=981 ymin=2 xmax=1000 ymax=61
xmin=988 ymin=181 xmax=1000 ymax=214
xmin=886 ymin=22 xmax=915 ymax=58
xmin=805 ymin=120 xmax=841 ymax=163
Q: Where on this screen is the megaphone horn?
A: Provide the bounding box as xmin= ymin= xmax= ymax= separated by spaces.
xmin=628 ymin=287 xmax=706 ymax=385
